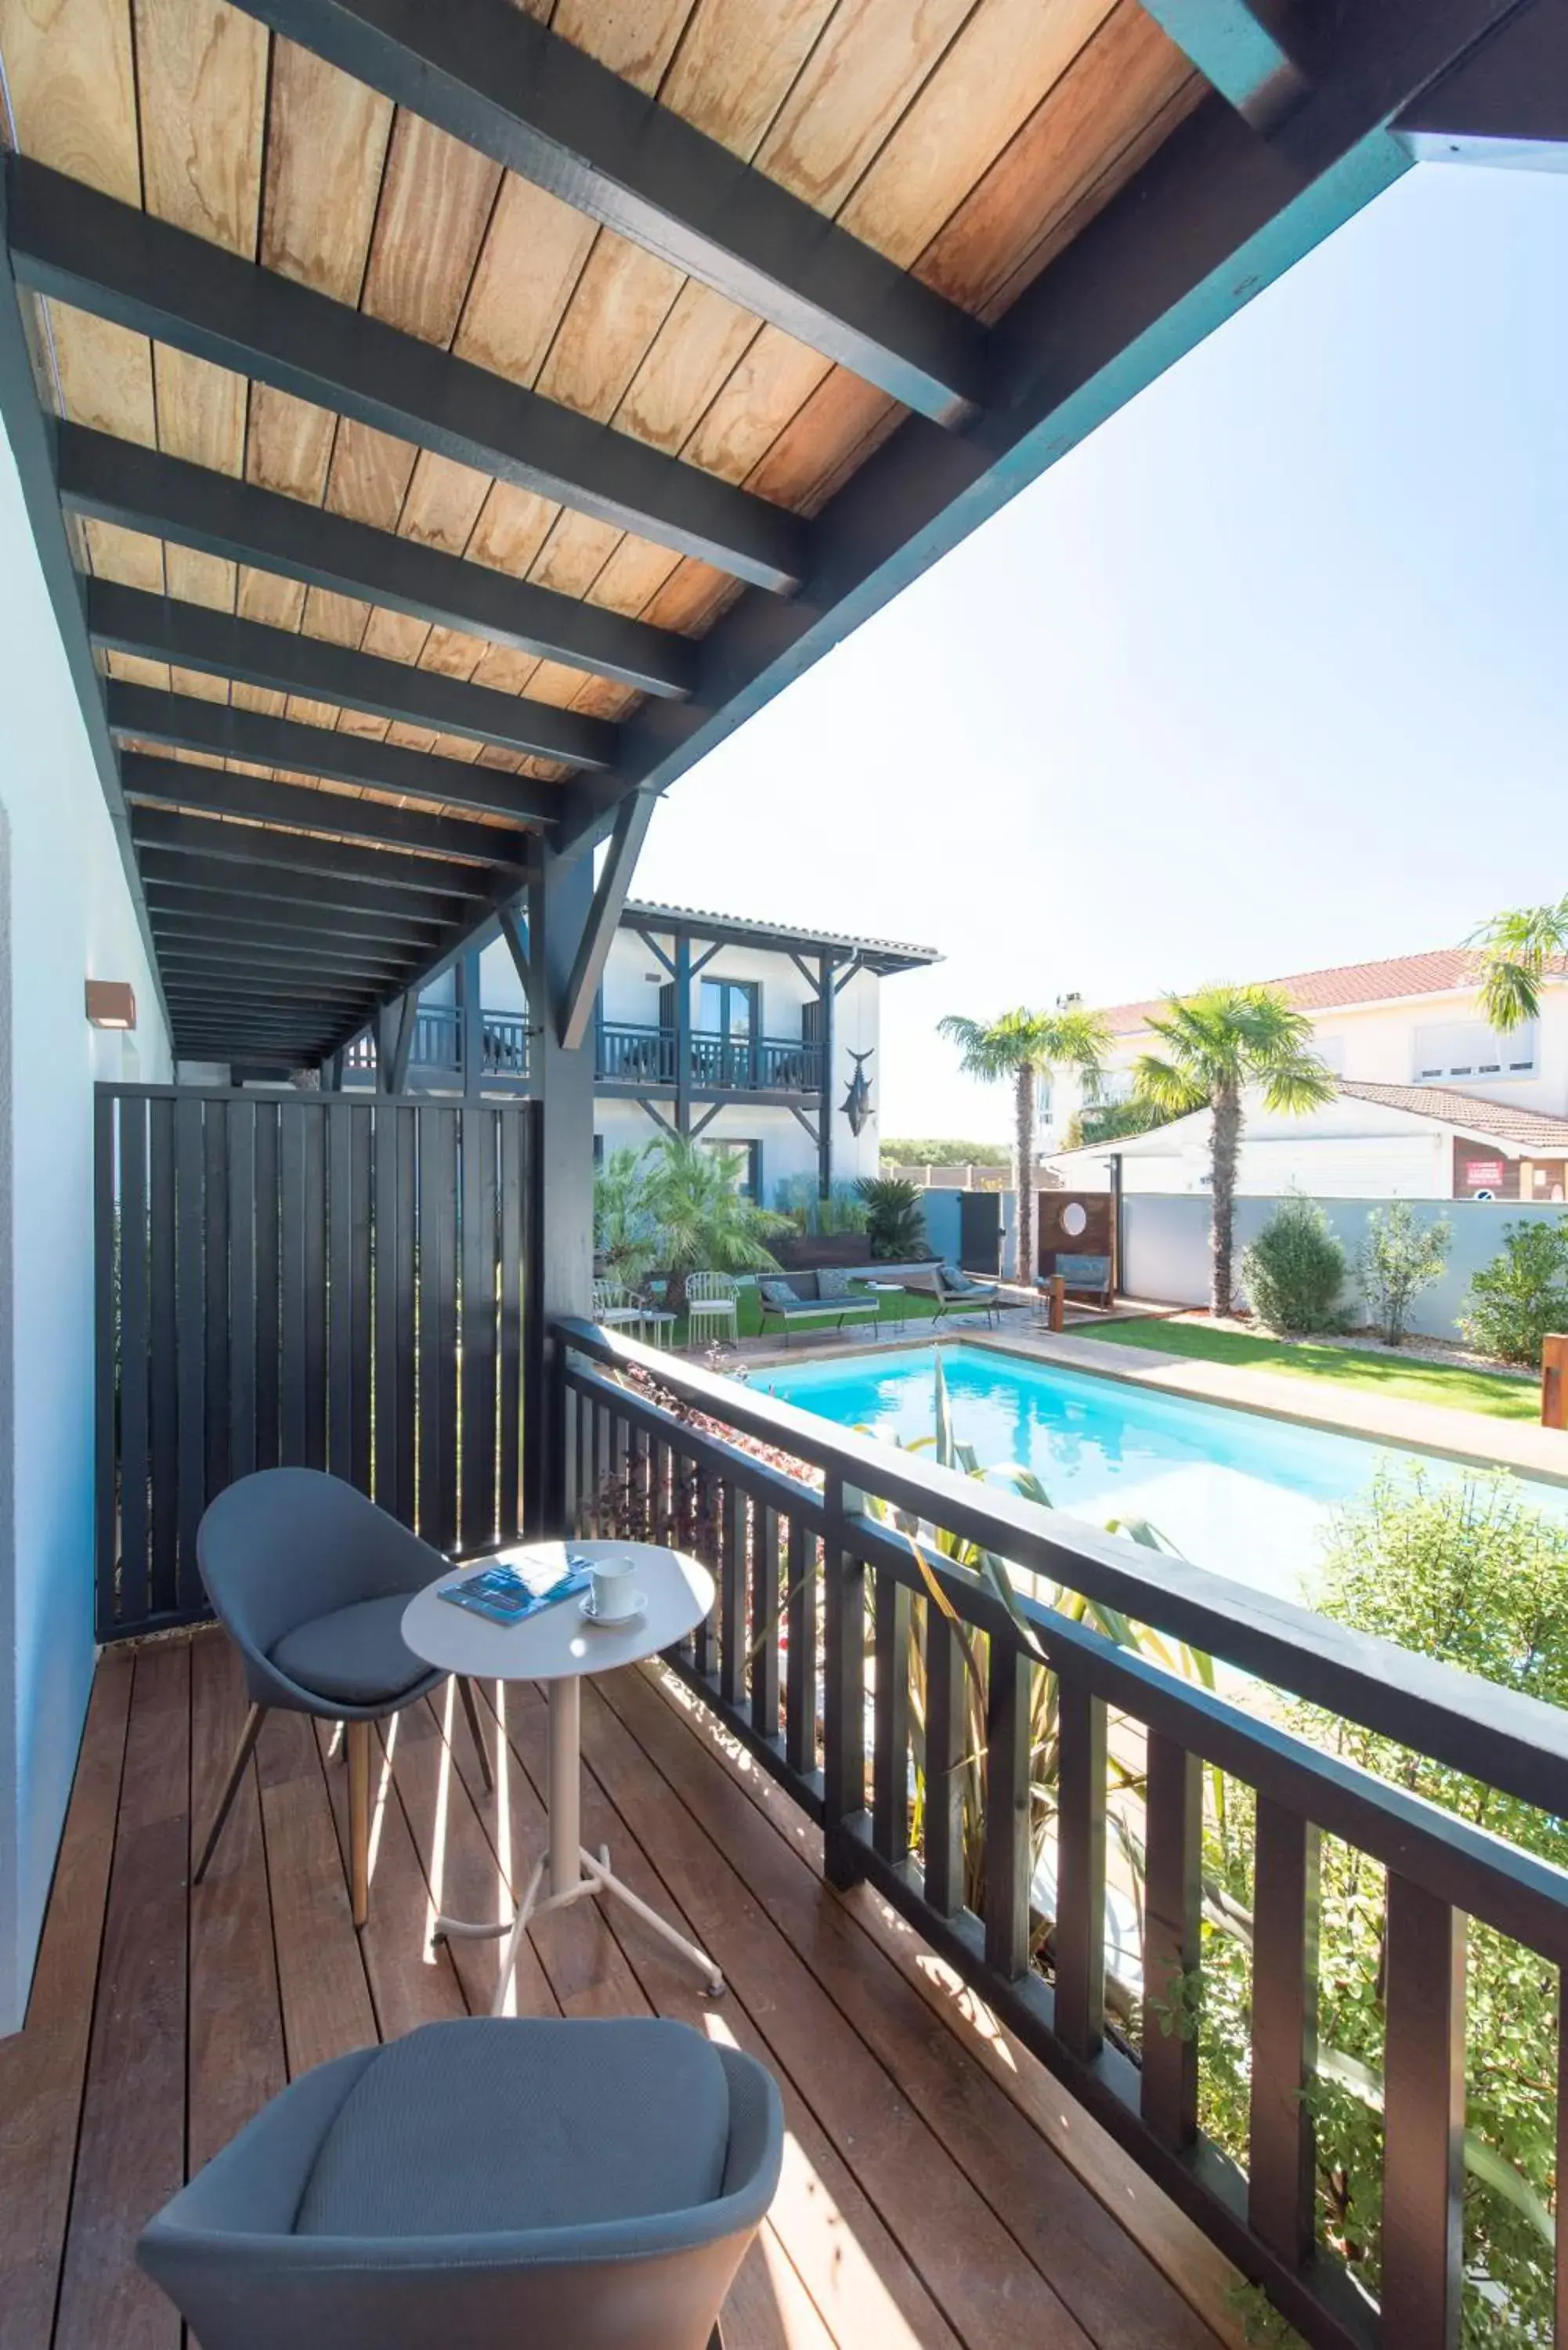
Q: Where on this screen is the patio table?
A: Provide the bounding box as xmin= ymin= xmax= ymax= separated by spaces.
xmin=863 ymin=1280 xmax=908 ymax=1333
xmin=403 ymin=1540 xmax=722 ymax=2013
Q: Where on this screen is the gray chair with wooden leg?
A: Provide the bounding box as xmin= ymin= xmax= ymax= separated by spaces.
xmin=137 ymin=2016 xmax=782 ymax=2350
xmin=193 ymin=1468 xmax=494 ymax=1927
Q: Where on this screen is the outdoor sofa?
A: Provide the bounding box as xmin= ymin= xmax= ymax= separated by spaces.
xmin=757 ymin=1270 xmax=881 ymax=1342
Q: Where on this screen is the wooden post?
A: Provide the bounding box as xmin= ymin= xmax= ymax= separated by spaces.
xmin=1543 ymin=1334 xmax=1568 ymax=1427
xmin=1048 ymin=1274 xmax=1066 ymax=1332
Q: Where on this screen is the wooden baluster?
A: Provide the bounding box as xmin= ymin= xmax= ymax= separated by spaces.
xmin=750 ymin=1505 xmax=781 ymax=1741
xmin=1556 ymin=1971 xmax=1568 ymax=2350
xmin=923 ymin=1603 xmax=967 ymax=1918
xmin=871 ymin=1566 xmax=912 ymax=1865
xmin=692 ymin=1461 xmax=714 ymax=1679
xmin=720 ymin=1482 xmax=749 ymax=1709
xmin=1248 ymin=1799 xmax=1321 ymax=2262
xmin=983 ymin=1640 xmax=1034 ymax=1979
xmin=1053 ymin=1677 xmax=1107 ymax=2054
xmin=784 ymin=1517 xmax=818 ymax=1779
xmin=1381 ymin=1874 xmax=1465 ymax=2348
xmin=1142 ymin=1732 xmax=1201 ymax=2149
xmin=821 ymin=1475 xmax=867 ymax=1888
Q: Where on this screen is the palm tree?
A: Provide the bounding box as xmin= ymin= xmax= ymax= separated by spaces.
xmin=1472 ymin=896 xmax=1568 ymax=1032
xmin=1132 ymin=986 xmax=1334 ymax=1318
xmin=638 ymin=1134 xmax=789 ymax=1314
xmin=938 ymin=1003 xmax=1110 ymax=1281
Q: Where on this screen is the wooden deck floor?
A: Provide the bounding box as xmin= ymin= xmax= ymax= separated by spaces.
xmin=1 ymin=1632 xmax=1242 ymax=2350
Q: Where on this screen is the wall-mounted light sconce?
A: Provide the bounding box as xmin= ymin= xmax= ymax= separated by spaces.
xmin=85 ymin=979 xmax=137 ymax=1031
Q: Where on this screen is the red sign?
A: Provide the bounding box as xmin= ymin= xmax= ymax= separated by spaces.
xmin=1463 ymin=1159 xmax=1505 ymax=1189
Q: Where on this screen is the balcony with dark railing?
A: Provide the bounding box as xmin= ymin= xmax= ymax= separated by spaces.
xmin=598 ymin=1022 xmax=822 ymax=1094
xmin=343 ymin=1004 xmax=531 ymax=1090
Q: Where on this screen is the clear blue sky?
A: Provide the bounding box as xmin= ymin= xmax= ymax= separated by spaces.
xmin=631 ymin=161 xmax=1568 ymax=1140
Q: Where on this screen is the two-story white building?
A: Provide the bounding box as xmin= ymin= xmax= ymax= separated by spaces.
xmin=1050 ymin=948 xmax=1568 ymax=1202
xmin=338 ymin=901 xmax=938 ymax=1208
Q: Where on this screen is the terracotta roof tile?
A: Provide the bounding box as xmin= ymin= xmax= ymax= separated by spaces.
xmin=1097 ymin=948 xmax=1567 ymax=1036
xmin=1337 ymin=1082 xmax=1568 ymax=1154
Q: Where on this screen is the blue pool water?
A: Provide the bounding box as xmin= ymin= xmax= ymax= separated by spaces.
xmin=759 ymin=1343 xmax=1568 ymax=1602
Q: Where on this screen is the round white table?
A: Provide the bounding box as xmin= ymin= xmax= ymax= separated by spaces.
xmin=403 ymin=1539 xmax=722 ymax=2015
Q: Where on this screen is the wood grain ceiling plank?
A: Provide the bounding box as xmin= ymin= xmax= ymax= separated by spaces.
xmin=528 ymin=511 xmax=627 ymax=602
xmin=639 ymin=559 xmax=739 ymax=635
xmin=452 ymin=174 xmax=600 ymax=392
xmin=586 ymin=535 xmax=682 ymax=620
xmin=46 ymin=303 xmax=156 ymax=442
xmin=746 ymin=368 xmax=899 ymax=515
xmin=754 ymin=0 xmax=978 ymax=217
xmin=399 ymin=453 xmax=503 ymax=559
xmin=837 ymin=0 xmax=1117 ymax=273
xmin=551 ymin=0 xmax=695 ymax=94
xmin=237 ymin=566 xmax=306 ymax=631
xmin=916 ymin=0 xmax=1198 ymax=316
xmin=613 ymin=279 xmax=761 ymax=457
xmin=534 ymin=233 xmax=685 ymax=425
xmin=681 ymin=327 xmax=830 ymax=489
xmin=0 ymin=0 xmax=141 ymax=200
xmin=359 ymin=111 xmax=500 ymax=349
xmin=659 ymin=0 xmax=839 ymax=164
xmin=68 ymin=514 xmax=164 ymax=592
xmin=323 ymin=420 xmax=418 ymax=535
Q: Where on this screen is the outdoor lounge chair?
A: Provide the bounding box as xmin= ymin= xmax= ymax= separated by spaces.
xmin=904 ymin=1263 xmax=1006 ymax=1327
xmin=757 ymin=1274 xmax=880 ymax=1343
xmin=193 ymin=1469 xmax=493 ymax=1928
xmin=685 ymin=1272 xmax=740 ymax=1347
xmin=137 ymin=2016 xmax=784 ymax=2350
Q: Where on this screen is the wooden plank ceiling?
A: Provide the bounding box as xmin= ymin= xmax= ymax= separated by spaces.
xmin=0 ymin=0 xmax=1201 ymax=1062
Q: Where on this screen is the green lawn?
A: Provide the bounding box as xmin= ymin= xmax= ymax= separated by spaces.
xmin=1086 ymin=1315 xmax=1538 ymax=1423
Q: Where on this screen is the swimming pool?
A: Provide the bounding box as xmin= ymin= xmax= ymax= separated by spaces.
xmin=759 ymin=1343 xmax=1568 ymax=1602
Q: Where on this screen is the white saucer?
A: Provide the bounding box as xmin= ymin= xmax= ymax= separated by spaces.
xmin=580 ymin=1589 xmax=647 ymax=1628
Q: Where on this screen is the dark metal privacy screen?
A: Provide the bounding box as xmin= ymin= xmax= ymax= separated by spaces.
xmin=95 ymin=1084 xmax=530 ymax=1642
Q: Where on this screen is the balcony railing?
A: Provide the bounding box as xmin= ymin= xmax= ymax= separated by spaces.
xmin=556 ymin=1320 xmax=1568 ymax=2350
xmin=597 ymin=1023 xmax=821 ymax=1092
xmin=343 ymin=1007 xmax=530 ymax=1087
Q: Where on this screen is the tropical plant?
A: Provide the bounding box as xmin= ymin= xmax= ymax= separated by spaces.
xmin=1196 ymin=1468 xmax=1568 ymax=2343
xmin=938 ymin=1002 xmax=1110 ymax=1282
xmin=593 ymin=1146 xmax=659 ymax=1287
xmin=1472 ymin=896 xmax=1568 ymax=1033
xmin=1132 ymin=987 xmax=1335 ymax=1318
xmin=636 ymin=1133 xmax=789 ymax=1314
xmin=1241 ymin=1194 xmax=1348 ymax=1335
xmin=1063 ymin=1097 xmax=1173 ymax=1150
xmin=1354 ymin=1199 xmax=1449 ymax=1347
xmin=1461 ymin=1219 xmax=1568 ymax=1367
xmin=854 ymin=1173 xmax=928 ymax=1262
xmin=771 ymin=1175 xmax=869 ymax=1237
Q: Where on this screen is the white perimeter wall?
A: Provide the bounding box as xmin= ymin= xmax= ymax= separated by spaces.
xmin=1123 ymin=1193 xmax=1568 ymax=1340
xmin=0 ymin=418 xmax=171 ymax=2033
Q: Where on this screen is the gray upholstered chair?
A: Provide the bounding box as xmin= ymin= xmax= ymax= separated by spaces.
xmin=137 ymin=2016 xmax=783 ymax=2350
xmin=193 ymin=1468 xmax=493 ymax=1926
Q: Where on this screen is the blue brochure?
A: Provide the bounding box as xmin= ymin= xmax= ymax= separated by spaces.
xmin=439 ymin=1552 xmax=594 ymax=1626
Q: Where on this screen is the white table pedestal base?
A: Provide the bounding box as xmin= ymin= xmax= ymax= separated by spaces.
xmin=432 ymin=1674 xmax=725 ymax=2014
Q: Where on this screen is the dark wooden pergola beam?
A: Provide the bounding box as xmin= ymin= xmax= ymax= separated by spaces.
xmin=121 ymin=750 xmax=529 ymax=867
xmin=1393 ymin=0 xmax=1568 ymax=164
xmin=130 ymin=804 xmax=511 ymax=900
xmin=220 ymin=0 xmax=988 ymax=428
xmin=56 ymin=425 xmax=695 ymax=700
xmin=137 ymin=844 xmax=479 ymax=926
xmin=12 ymin=157 xmax=804 ymax=595
xmin=557 ymin=790 xmax=659 ymax=1051
xmin=153 ymin=933 xmax=415 ymax=978
xmin=143 ymin=885 xmax=443 ymax=950
xmin=87 ymin=580 xmax=614 ymax=770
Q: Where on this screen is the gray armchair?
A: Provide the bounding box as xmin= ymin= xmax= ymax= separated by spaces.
xmin=137 ymin=2016 xmax=784 ymax=2350
xmin=193 ymin=1468 xmax=492 ymax=1925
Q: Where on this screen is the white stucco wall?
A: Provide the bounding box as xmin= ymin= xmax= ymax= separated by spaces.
xmin=0 ymin=418 xmax=170 ymax=2034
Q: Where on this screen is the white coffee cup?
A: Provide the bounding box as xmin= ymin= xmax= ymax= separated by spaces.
xmin=589 ymin=1556 xmax=638 ymax=1622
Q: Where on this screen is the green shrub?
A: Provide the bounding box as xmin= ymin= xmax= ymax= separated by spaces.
xmin=1354 ymin=1200 xmax=1450 ymax=1345
xmin=1197 ymin=1469 xmax=1568 ymax=2343
xmin=772 ymin=1175 xmax=869 ymax=1236
xmin=1241 ymin=1195 xmax=1347 ymax=1333
xmin=1461 ymin=1219 xmax=1568 ymax=1367
xmin=854 ymin=1174 xmax=928 ymax=1261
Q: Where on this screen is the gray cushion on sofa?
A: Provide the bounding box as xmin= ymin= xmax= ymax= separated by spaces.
xmin=296 ymin=2018 xmax=732 ymax=2238
xmin=816 ymin=1267 xmax=853 ymax=1298
xmin=759 ymin=1279 xmax=797 ymax=1308
xmin=269 ymin=1594 xmax=427 ymax=1706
